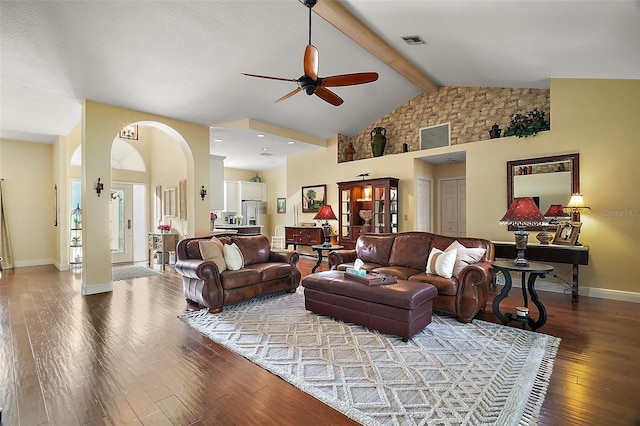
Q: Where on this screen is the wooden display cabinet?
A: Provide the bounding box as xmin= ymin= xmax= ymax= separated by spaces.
xmin=337 ymin=177 xmax=399 ymax=249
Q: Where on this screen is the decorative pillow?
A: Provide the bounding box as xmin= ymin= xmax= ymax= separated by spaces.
xmin=199 ymin=238 xmax=227 ymax=272
xmin=425 ymin=248 xmax=457 ymax=279
xmin=446 ymin=240 xmax=487 ymax=277
xmin=223 ymin=242 xmax=244 ymax=271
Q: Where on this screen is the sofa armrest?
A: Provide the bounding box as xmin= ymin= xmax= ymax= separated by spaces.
xmin=328 ymin=249 xmax=357 ymax=269
xmin=455 ymin=261 xmax=493 ymax=323
xmin=269 ymin=250 xmax=300 ymax=266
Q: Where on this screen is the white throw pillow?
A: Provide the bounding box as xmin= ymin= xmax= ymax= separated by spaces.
xmin=199 ymin=238 xmax=227 ymax=272
xmin=426 ymin=247 xmax=457 ymax=279
xmin=223 ymin=242 xmax=244 ymax=271
xmin=446 ymin=240 xmax=487 ymax=277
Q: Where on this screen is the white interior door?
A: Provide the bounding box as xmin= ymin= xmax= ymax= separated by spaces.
xmin=111 ymin=183 xmax=133 ymax=263
xmin=416 ymin=177 xmax=432 ymax=232
xmin=439 ymin=177 xmax=466 ymax=237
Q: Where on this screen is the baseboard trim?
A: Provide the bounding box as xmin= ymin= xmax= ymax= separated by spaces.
xmin=582 ymin=287 xmax=640 ymax=303
xmin=81 ymin=282 xmax=113 ymax=295
xmin=13 ymin=258 xmax=55 ymax=268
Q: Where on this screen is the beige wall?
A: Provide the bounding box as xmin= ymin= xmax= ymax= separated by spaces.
xmin=0 ymin=139 xmax=55 ymax=266
xmin=284 ymin=79 xmax=640 ymax=300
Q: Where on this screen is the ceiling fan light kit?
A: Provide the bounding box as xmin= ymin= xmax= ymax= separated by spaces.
xmin=242 ymin=0 xmax=378 ymax=106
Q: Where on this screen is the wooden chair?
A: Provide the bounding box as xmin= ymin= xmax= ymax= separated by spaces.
xmin=271 ymin=225 xmax=286 ymax=249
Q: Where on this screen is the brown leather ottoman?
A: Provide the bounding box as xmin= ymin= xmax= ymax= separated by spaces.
xmin=302 ymin=270 xmax=438 ymax=341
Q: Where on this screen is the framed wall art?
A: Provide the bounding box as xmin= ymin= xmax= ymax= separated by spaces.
xmin=301 ymin=184 xmax=326 ymax=213
xmin=552 ymin=220 xmax=582 ymax=246
xmin=277 ymin=198 xmax=286 ymax=214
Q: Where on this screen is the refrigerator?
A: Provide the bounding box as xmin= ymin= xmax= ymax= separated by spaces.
xmin=241 ymin=200 xmax=267 ymax=226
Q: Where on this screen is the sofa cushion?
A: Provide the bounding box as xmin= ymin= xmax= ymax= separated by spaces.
xmin=372 ymin=266 xmax=424 ymax=280
xmin=408 ymin=273 xmax=458 ymax=296
xmin=246 ymin=262 xmax=292 ymax=282
xmin=388 ymin=233 xmax=433 ymax=270
xmin=446 ymin=240 xmax=487 ymax=278
xmin=232 ymin=234 xmax=270 ymax=266
xmin=426 ymin=248 xmax=457 ymax=279
xmin=199 ymin=238 xmax=227 ymax=272
xmin=220 ymin=268 xmax=262 ymax=290
xmin=356 ymin=234 xmax=395 ymax=265
xmin=223 ymin=243 xmax=244 ymax=271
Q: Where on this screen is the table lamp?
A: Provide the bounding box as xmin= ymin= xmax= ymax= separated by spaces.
xmin=536 ymin=204 xmax=570 ymax=245
xmin=563 ymin=194 xmax=590 ymax=245
xmin=500 ymin=197 xmax=548 ymax=266
xmin=564 ymin=193 xmax=590 ymax=221
xmin=313 ymin=205 xmax=337 ymax=247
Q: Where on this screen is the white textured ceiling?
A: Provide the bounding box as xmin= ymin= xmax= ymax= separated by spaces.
xmin=1 ymin=1 xmax=638 ymax=170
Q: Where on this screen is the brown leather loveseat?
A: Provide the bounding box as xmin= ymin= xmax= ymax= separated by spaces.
xmin=328 ymin=232 xmax=494 ymax=323
xmin=175 ymin=233 xmax=300 ymax=313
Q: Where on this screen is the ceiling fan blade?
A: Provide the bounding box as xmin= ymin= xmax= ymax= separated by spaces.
xmin=274 ymin=87 xmax=302 ymax=103
xmin=242 ymin=73 xmax=297 ymax=82
xmin=315 ymin=86 xmax=343 ymax=106
xmin=322 ymin=72 xmax=379 ymax=87
xmin=304 ymin=45 xmax=319 ymax=80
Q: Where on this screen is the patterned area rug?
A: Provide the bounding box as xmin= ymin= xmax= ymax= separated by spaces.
xmin=180 ymin=288 xmax=560 ymax=425
xmin=112 ymin=265 xmax=161 ymax=281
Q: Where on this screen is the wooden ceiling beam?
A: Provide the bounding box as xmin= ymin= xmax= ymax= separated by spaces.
xmin=305 ymin=0 xmax=439 ymax=94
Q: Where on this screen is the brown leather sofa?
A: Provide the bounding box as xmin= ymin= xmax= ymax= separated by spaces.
xmin=328 ymin=232 xmax=494 ymax=323
xmin=175 ymin=233 xmax=301 ymax=313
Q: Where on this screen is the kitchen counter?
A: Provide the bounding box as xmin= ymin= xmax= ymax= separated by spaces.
xmin=214 ymin=225 xmax=263 ymax=235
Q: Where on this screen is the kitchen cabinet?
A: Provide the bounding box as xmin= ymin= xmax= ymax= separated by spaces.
xmin=337 ymin=177 xmax=399 ymax=249
xmin=224 ymin=181 xmax=240 ymax=213
xmin=239 ymin=181 xmax=267 ymax=201
xmin=224 ymin=180 xmax=267 ymax=213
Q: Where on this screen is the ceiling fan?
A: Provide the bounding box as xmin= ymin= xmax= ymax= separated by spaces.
xmin=242 ymin=0 xmax=378 ymax=106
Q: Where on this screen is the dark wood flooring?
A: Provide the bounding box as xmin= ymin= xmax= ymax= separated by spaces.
xmin=1 ymin=257 xmax=639 ymax=425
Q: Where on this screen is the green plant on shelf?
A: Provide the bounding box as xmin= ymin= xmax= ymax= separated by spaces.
xmin=503 ymin=108 xmax=550 ymax=138
xmin=71 ymin=236 xmax=81 ymax=246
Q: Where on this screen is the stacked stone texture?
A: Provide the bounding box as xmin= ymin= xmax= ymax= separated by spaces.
xmin=338 ymin=86 xmax=550 ymax=163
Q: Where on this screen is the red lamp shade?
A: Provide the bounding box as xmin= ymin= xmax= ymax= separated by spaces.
xmin=544 ymin=204 xmax=570 ymax=220
xmin=313 ymin=205 xmax=337 ymax=221
xmin=500 ymin=197 xmax=548 ymax=227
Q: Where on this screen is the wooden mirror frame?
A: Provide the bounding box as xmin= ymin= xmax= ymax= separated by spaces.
xmin=507 ymin=153 xmax=580 ymax=231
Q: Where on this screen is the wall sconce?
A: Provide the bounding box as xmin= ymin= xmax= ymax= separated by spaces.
xmin=119 ymin=124 xmax=138 ymax=140
xmin=96 ymin=178 xmax=104 ymax=197
xmin=200 ymin=185 xmax=207 ymax=200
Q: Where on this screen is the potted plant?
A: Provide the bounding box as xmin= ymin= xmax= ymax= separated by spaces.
xmin=71 ymin=236 xmax=81 ymax=246
xmin=503 ymin=108 xmax=550 ymax=138
xmin=73 ymin=217 xmax=82 ymax=229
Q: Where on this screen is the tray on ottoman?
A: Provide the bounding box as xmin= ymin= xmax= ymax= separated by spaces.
xmin=302 ymin=270 xmax=437 ymax=341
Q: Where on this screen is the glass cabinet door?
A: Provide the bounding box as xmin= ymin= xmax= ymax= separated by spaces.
xmin=340 ymin=188 xmax=351 ymax=239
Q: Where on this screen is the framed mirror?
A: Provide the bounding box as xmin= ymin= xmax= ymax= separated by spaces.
xmin=163 ymin=187 xmax=176 ymax=216
xmin=507 ymin=153 xmax=579 ymax=230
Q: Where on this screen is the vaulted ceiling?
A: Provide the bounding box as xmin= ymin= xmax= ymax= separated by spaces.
xmin=1 ymin=1 xmax=638 ymax=170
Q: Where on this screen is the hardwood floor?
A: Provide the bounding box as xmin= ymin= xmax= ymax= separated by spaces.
xmin=1 ymin=257 xmax=638 ymax=425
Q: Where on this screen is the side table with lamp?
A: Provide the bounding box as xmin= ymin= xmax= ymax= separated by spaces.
xmin=311 ymin=205 xmax=343 ymax=272
xmin=495 ymin=197 xmax=553 ymax=331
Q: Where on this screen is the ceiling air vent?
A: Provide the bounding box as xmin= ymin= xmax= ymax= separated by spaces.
xmin=260 ymin=152 xmax=273 ymax=157
xmin=402 ymin=35 xmax=426 ymax=45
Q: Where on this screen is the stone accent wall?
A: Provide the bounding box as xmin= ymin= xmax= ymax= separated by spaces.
xmin=338 ymin=86 xmax=550 ymax=163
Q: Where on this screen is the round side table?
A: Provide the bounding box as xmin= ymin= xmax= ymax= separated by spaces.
xmin=491 ymin=260 xmax=553 ymax=331
xmin=311 ymin=245 xmax=344 ymax=273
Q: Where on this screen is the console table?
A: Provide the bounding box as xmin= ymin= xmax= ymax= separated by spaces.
xmin=284 ymin=226 xmax=323 ymax=250
xmin=148 ymin=233 xmax=178 ymax=271
xmin=493 ymin=241 xmax=589 ymax=302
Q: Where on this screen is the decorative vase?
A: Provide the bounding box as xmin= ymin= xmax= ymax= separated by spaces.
xmin=370 ymin=127 xmax=387 ymax=157
xmin=250 ymin=174 xmax=261 ymax=182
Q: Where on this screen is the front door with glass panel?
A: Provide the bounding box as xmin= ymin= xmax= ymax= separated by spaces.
xmin=111 ymin=183 xmax=133 ymax=263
